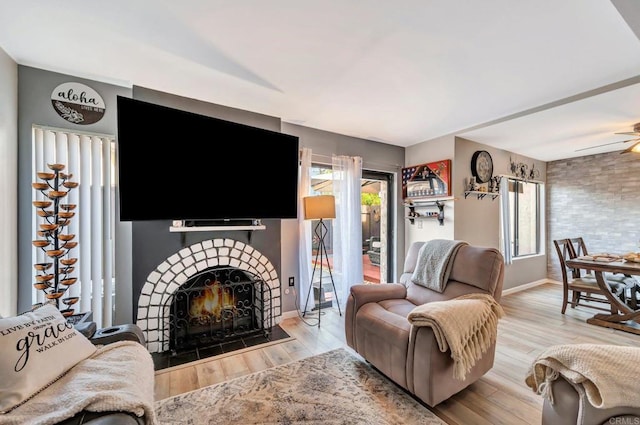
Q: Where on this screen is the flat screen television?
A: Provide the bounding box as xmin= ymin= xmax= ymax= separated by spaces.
xmin=116 ymin=96 xmax=299 ymax=222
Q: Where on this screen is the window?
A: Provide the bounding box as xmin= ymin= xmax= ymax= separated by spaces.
xmin=508 ymin=179 xmax=542 ymax=257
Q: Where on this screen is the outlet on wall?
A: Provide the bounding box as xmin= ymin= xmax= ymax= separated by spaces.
xmin=288 ymin=276 xmax=295 ymax=287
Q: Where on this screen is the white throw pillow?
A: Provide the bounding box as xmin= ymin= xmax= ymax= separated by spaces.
xmin=0 ymin=303 xmax=97 ymax=413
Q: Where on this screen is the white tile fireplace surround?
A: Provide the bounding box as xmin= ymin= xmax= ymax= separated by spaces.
xmin=136 ymin=238 xmax=281 ymax=353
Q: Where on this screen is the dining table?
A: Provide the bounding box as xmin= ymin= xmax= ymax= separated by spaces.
xmin=565 ymin=255 xmax=640 ymax=334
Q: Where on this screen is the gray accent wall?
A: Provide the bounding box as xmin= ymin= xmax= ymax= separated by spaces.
xmin=281 ymin=122 xmax=406 ymax=285
xmin=128 ymin=219 xmax=283 ymax=321
xmin=17 ymin=65 xmax=132 ymax=317
xmin=0 ymin=47 xmax=18 ymax=317
xmin=130 ymin=90 xmax=407 ymax=316
xmin=130 ymin=86 xmax=285 ymax=320
xmin=546 ymin=151 xmax=640 ymax=281
xmin=133 ymin=86 xmax=280 ymax=131
xmin=14 ymin=71 xmax=407 ymax=322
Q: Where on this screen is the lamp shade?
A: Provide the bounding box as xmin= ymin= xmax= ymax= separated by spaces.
xmin=303 ymin=195 xmax=335 ymax=220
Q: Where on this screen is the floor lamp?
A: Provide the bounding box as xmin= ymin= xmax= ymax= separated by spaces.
xmin=302 ymin=195 xmax=342 ymax=327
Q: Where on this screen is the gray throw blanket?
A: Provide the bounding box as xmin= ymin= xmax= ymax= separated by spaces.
xmin=411 ymin=239 xmax=468 ymax=292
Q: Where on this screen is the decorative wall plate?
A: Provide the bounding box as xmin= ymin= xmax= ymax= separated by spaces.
xmin=471 ymin=150 xmax=493 ymax=183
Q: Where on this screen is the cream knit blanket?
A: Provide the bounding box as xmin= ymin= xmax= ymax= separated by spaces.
xmin=0 ymin=340 xmax=157 ymax=425
xmin=525 ymin=344 xmax=640 ymax=411
xmin=407 ymin=293 xmax=504 ymax=380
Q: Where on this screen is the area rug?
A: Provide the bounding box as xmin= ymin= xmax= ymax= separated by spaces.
xmin=154 ymin=348 xmax=445 ymax=425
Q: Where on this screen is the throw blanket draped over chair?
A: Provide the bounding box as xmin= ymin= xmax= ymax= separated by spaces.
xmin=525 ymin=344 xmax=640 ymax=410
xmin=411 ymin=239 xmax=468 ymax=292
xmin=0 ymin=341 xmax=157 ymax=425
xmin=407 ymin=293 xmax=504 ymax=380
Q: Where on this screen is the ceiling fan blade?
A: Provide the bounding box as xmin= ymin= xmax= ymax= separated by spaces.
xmin=575 ymin=138 xmax=639 ymax=152
xmin=614 ymin=131 xmax=640 ymax=136
xmin=621 ymin=140 xmax=640 ymax=154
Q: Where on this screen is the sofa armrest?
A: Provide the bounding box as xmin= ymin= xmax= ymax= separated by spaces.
xmin=57 ymin=411 xmax=144 ymax=425
xmin=345 ymin=284 xmax=407 ymax=351
xmin=542 ymin=375 xmax=640 ymax=425
xmin=90 ymin=324 xmax=145 ymax=346
xmin=349 ymin=283 xmax=406 ymax=309
xmin=74 ymin=321 xmax=97 ymax=339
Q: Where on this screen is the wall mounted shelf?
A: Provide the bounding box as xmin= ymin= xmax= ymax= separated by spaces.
xmin=169 ymin=225 xmax=266 ymax=232
xmin=404 ymin=199 xmax=450 ymax=226
xmin=464 ymin=191 xmax=499 ymax=201
xmin=170 ymin=220 xmax=266 ymax=244
xmin=403 ymin=196 xmax=455 ymax=205
xmin=496 ymin=173 xmax=544 ymax=184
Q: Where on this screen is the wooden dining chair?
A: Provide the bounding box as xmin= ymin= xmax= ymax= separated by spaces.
xmin=566 ymin=237 xmax=590 ymax=279
xmin=568 ymin=236 xmax=633 ymax=284
xmin=553 ymin=238 xmax=613 ymax=314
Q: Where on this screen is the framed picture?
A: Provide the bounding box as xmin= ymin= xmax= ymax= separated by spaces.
xmin=402 ymin=159 xmax=452 ymax=199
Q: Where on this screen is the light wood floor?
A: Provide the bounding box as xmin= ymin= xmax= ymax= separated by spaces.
xmin=154 ymin=282 xmax=640 ymax=424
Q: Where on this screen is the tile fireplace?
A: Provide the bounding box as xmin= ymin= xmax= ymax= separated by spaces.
xmin=169 ymin=266 xmax=270 ymax=353
xmin=136 ymin=238 xmax=281 ymax=354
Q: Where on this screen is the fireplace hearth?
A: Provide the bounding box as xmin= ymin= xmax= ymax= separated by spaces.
xmin=167 ymin=266 xmax=271 ymax=354
xmin=151 ymin=323 xmax=290 ymax=371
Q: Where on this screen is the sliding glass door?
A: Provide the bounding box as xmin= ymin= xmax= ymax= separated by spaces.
xmin=309 ymin=165 xmax=393 ymax=285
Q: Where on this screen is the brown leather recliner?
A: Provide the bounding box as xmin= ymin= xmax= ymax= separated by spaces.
xmin=345 ymin=241 xmax=504 ymax=407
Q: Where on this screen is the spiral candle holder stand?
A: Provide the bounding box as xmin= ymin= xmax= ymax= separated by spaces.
xmin=31 ymin=163 xmax=79 ymax=317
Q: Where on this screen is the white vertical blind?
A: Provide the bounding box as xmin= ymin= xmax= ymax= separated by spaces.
xmin=32 ymin=128 xmax=45 ymax=306
xmin=66 ymin=134 xmax=81 ymax=302
xmin=32 ymin=126 xmax=115 ymax=328
xmin=79 ymin=135 xmax=92 ymax=314
xmin=88 ymin=134 xmax=103 ymax=325
xmin=101 ymin=136 xmax=113 ymax=326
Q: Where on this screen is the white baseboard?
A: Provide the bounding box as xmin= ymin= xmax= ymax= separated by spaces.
xmin=502 ymin=278 xmax=559 ymax=296
xmin=280 ymin=310 xmax=300 ymax=320
xmin=279 ymin=280 xmax=562 ymax=308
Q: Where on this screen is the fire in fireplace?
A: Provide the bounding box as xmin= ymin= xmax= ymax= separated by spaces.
xmin=168 ymin=266 xmax=271 ymax=353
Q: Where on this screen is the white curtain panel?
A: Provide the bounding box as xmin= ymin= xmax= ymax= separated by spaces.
xmin=297 ymin=147 xmax=314 ymax=312
xmin=331 ymin=155 xmax=364 ymax=306
xmin=32 ymin=126 xmax=115 ymax=327
xmin=499 ymin=176 xmax=513 ymax=265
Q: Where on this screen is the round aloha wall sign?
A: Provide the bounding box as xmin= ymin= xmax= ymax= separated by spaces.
xmin=51 ymin=82 xmax=106 ymax=125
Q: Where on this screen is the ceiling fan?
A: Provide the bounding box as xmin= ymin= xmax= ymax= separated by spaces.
xmin=575 ymin=122 xmax=640 ymax=154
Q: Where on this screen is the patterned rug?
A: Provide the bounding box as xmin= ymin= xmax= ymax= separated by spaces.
xmin=154 ymin=348 xmax=446 ymax=425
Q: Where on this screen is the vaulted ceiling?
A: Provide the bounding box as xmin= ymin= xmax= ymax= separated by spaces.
xmin=1 ymin=0 xmax=639 ymax=161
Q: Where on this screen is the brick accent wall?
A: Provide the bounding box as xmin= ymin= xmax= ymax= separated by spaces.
xmin=547 ymin=151 xmax=640 ymax=281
